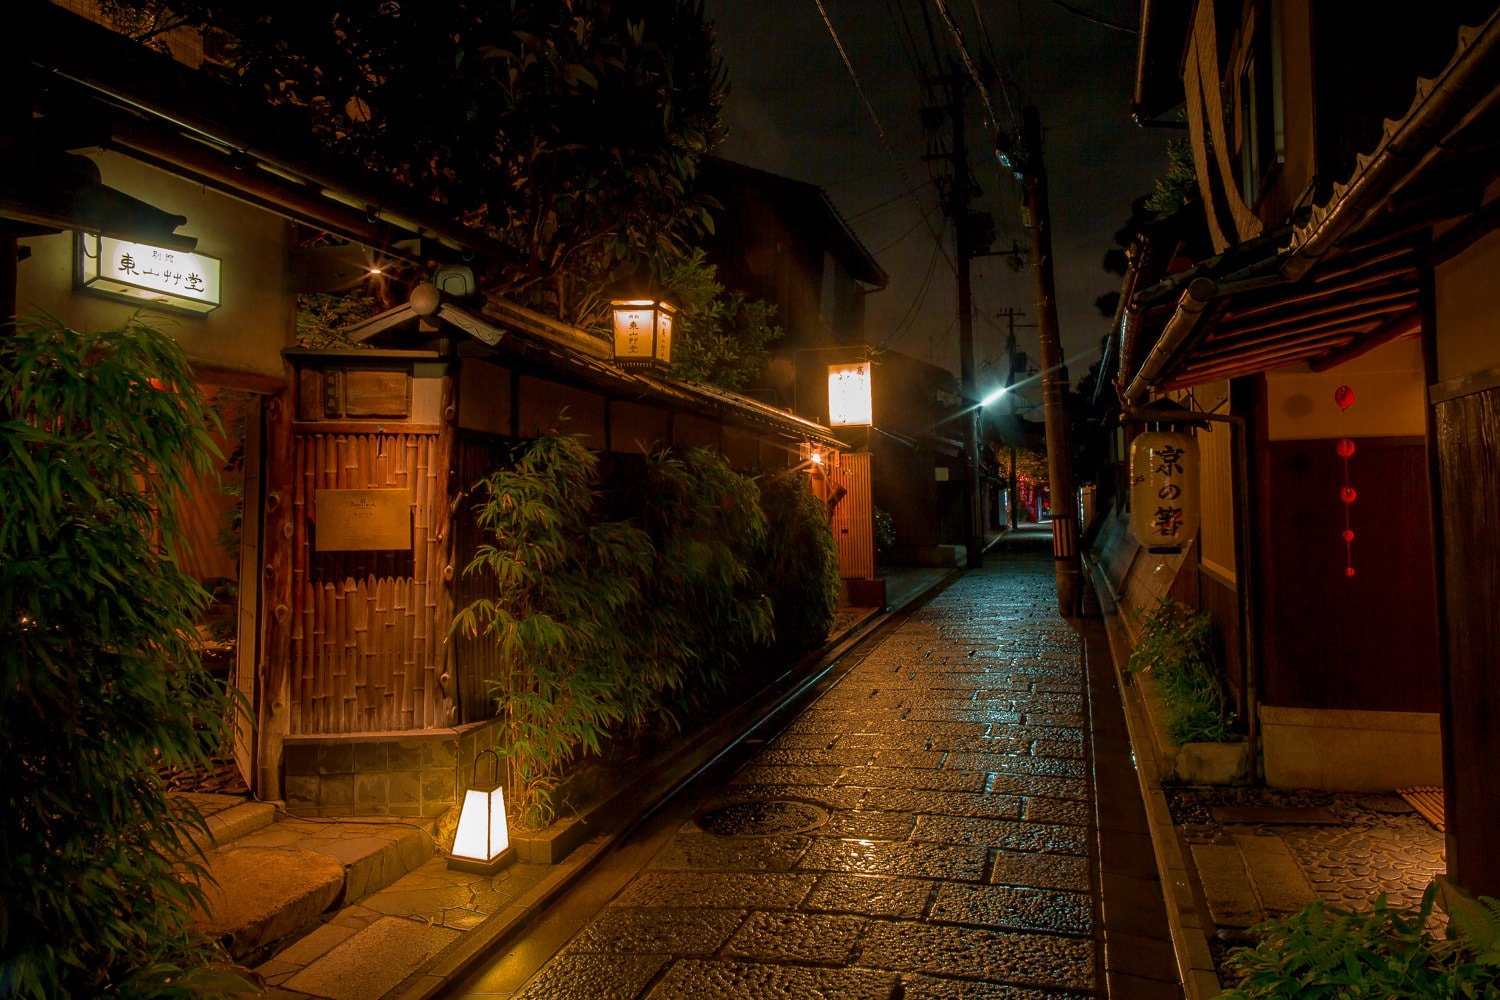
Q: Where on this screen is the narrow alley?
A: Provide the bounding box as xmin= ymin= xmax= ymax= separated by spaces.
xmin=444 ymin=536 xmax=1179 ymax=999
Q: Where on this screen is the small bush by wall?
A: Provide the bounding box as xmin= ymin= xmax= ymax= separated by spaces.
xmin=1129 ymin=597 xmax=1235 ymax=744
xmin=755 ymin=469 xmax=841 ymax=658
xmin=1220 ymin=884 xmax=1500 ymax=999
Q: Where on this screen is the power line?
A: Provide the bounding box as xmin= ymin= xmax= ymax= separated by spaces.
xmin=932 ymin=0 xmax=1008 ymax=135
xmin=811 ymin=0 xmax=956 ymax=279
xmin=1045 ymin=0 xmax=1138 ymax=34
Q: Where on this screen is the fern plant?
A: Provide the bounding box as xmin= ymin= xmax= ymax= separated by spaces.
xmin=1128 ymin=597 xmax=1234 ymax=744
xmin=1221 ymin=883 xmax=1500 ymax=999
xmin=0 ymin=315 xmax=246 ymax=998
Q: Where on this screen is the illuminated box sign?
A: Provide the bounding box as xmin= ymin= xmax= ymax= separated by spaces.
xmin=828 ymin=362 xmax=872 ymax=426
xmin=77 ymin=234 xmax=222 ymax=314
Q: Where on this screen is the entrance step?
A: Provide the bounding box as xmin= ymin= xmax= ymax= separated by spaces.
xmin=179 ymin=793 xmax=280 ymax=853
xmin=191 ymin=816 xmax=435 ymax=961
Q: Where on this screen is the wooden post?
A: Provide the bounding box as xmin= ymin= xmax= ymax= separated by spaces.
xmin=1020 ymin=106 xmax=1083 ymax=615
xmin=257 ymin=385 xmax=296 ymax=799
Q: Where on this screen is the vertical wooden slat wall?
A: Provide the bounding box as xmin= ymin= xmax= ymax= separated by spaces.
xmin=450 ymin=433 xmax=509 ymax=724
xmin=288 ymin=406 xmax=457 ymax=734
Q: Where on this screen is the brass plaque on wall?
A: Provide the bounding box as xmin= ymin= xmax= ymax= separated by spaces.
xmin=314 ymin=489 xmax=413 ymax=551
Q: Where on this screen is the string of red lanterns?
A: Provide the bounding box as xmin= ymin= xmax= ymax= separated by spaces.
xmin=1335 ymin=384 xmax=1356 ymax=578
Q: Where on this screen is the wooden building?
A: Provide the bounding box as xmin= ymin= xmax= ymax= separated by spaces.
xmin=6 ymin=3 xmax=847 ymax=820
xmin=1110 ymin=0 xmax=1500 ymax=897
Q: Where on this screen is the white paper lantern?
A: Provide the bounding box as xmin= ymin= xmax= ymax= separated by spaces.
xmin=1130 ymin=430 xmax=1200 ymax=553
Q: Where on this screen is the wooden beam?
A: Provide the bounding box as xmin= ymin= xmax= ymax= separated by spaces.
xmin=1215 ymin=290 xmax=1418 ymax=339
xmin=1309 ymin=311 xmax=1422 ymax=372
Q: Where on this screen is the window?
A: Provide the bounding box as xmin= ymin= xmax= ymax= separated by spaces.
xmin=1237 ymin=3 xmax=1285 ymax=204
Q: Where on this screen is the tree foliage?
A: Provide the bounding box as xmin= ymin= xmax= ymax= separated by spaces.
xmin=0 ymin=316 xmax=245 ymax=998
xmin=662 ymin=249 xmax=782 ymax=391
xmin=114 ymin=0 xmax=728 ymax=323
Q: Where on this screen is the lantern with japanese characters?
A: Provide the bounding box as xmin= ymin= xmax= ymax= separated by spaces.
xmin=1130 ymin=430 xmax=1200 ymax=553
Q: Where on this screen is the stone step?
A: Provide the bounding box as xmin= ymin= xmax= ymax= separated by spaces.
xmin=191 ymin=816 xmax=435 ymax=961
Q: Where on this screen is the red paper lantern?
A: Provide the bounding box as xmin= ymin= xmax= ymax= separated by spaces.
xmin=1336 ymin=437 xmax=1356 ymax=458
xmin=1335 ymin=385 xmax=1356 ymax=410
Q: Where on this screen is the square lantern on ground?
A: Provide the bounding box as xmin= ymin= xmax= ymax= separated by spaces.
xmin=447 ymin=749 xmax=514 ymax=875
xmin=611 ymin=298 xmax=676 ymax=372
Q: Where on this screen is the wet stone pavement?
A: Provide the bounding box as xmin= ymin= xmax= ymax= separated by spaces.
xmin=453 ymin=550 xmax=1167 ymax=999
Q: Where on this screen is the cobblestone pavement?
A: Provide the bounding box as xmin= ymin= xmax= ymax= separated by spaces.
xmin=1169 ymin=786 xmax=1446 ymax=914
xmin=453 ymin=551 xmax=1120 ymax=999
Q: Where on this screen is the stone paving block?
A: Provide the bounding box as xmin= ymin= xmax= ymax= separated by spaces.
xmin=798 ymin=838 xmax=988 ymax=881
xmin=707 ymin=783 xmax=865 ymax=811
xmin=840 ymin=766 xmax=989 ymax=793
xmin=899 ymin=973 xmax=1077 ymax=999
xmin=816 ymin=809 xmax=916 ymax=841
xmin=870 ymin=748 xmax=948 ymax=769
xmin=516 ymin=952 xmax=667 ymax=1000
xmin=928 ymin=734 xmax=1032 ymax=754
xmin=990 ymin=850 xmax=1091 ymax=892
xmin=857 ymin=921 xmax=1095 ymax=991
xmin=566 ymin=907 xmax=744 ymax=955
xmin=931 ymin=883 xmax=1093 ymax=934
xmin=192 ymin=847 xmax=344 ymax=960
xmin=730 ymin=764 xmax=846 ymax=786
xmin=281 ymin=915 xmax=458 ymax=1000
xmin=912 ymin=814 xmax=1089 ymax=855
xmin=944 ymin=752 xmax=1087 ymax=778
xmin=649 ymin=832 xmax=810 ymax=872
xmin=1235 ymin=834 xmax=1318 ymax=916
xmin=646 ymin=959 xmax=896 ymax=999
xmin=723 ymin=910 xmax=866 ymax=964
xmin=749 ymin=747 xmax=875 ymax=768
xmin=858 ymin=787 xmax=1023 ymax=820
xmin=1024 ymin=797 xmax=1093 ymax=826
xmin=1189 ymin=842 xmax=1265 ymax=928
xmin=1213 ymin=805 xmax=1341 ymax=826
xmin=612 ymin=872 xmax=817 ymax=910
xmin=988 ymin=774 xmax=1090 ymax=801
xmin=803 ymin=873 xmax=934 ymax=918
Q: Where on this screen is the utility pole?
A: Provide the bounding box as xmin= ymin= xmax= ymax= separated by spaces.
xmin=997 ymin=306 xmax=1033 ymax=530
xmin=1018 ymin=106 xmax=1082 ymax=616
xmin=927 ymin=66 xmax=984 ymax=570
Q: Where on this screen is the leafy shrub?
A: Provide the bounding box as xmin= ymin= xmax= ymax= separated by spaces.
xmin=1128 ymin=597 xmax=1234 ymax=744
xmin=1221 ymin=884 xmax=1500 ymax=999
xmin=755 ymin=470 xmax=840 ymax=656
xmin=873 ymin=506 xmax=896 ymax=561
xmin=452 ymin=433 xmax=656 ymax=829
xmin=0 ymin=316 xmax=246 ymax=998
xmin=613 ymin=448 xmax=773 ymax=709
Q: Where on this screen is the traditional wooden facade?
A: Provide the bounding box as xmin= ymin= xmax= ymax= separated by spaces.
xmin=7 ymin=4 xmax=851 ymax=821
xmin=1112 ymin=0 xmax=1500 ymax=896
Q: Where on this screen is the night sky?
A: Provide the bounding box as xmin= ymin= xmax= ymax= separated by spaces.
xmin=702 ymin=0 xmax=1169 ymax=394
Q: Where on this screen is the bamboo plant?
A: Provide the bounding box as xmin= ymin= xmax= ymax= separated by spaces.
xmin=0 ymin=315 xmax=246 ymax=998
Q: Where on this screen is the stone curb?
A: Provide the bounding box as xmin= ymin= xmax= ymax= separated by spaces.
xmin=1084 ymin=552 xmax=1223 ymax=1000
xmin=381 ymin=568 xmax=965 ymax=1000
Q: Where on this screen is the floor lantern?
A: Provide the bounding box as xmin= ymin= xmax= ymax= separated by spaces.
xmin=448 ymin=749 xmax=514 ymax=874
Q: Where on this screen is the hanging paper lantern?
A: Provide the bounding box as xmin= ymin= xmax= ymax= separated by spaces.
xmin=1130 ymin=430 xmax=1200 ymax=553
xmin=1336 ymin=388 xmax=1356 ymax=577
